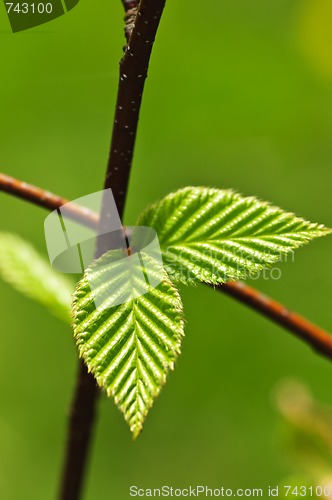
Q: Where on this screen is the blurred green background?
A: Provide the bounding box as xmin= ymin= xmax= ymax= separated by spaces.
xmin=1 ymin=0 xmax=332 ymax=498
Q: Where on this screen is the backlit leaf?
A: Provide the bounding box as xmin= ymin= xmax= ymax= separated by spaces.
xmin=137 ymin=186 xmax=331 ymax=284
xmin=72 ymin=251 xmax=184 ymax=438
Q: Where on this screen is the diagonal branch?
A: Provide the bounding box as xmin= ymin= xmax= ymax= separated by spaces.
xmin=0 ymin=173 xmax=98 ymax=228
xmin=217 ymin=281 xmax=332 ymax=357
xmin=1 ymin=172 xmax=332 ymax=360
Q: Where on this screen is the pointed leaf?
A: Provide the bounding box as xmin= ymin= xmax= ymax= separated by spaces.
xmin=72 ymin=251 xmax=184 ymax=438
xmin=0 ymin=232 xmax=73 ymax=322
xmin=137 ymin=187 xmax=331 ymax=284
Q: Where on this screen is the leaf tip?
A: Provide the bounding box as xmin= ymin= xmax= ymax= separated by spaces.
xmin=131 ymin=424 xmax=143 ymax=441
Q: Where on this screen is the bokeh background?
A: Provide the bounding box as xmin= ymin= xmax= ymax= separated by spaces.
xmin=1 ymin=0 xmax=332 ymax=498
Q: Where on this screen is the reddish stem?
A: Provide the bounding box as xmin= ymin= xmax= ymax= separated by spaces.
xmin=1 ymin=172 xmax=332 ymax=360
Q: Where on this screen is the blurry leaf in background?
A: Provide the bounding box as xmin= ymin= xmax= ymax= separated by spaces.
xmin=274 ymin=380 xmax=332 ymax=498
xmin=0 ymin=232 xmax=73 ymax=323
xmin=297 ymin=0 xmax=332 ymax=82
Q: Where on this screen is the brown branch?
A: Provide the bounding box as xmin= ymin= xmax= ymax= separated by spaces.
xmin=58 ymin=360 xmax=98 ymax=500
xmin=59 ymin=1 xmax=167 ymax=499
xmin=218 ymin=281 xmax=332 ymax=357
xmin=0 ymin=173 xmax=98 ymax=229
xmin=1 ymin=172 xmax=332 ymax=360
xmin=101 ymin=0 xmax=167 ymax=220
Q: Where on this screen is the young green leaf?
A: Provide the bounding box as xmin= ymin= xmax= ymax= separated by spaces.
xmin=0 ymin=232 xmax=73 ymax=322
xmin=72 ymin=251 xmax=184 ymax=439
xmin=137 ymin=186 xmax=331 ymax=284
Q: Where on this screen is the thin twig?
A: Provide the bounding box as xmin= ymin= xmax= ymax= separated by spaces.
xmin=1 ymin=172 xmax=332 ymax=360
xmin=218 ymin=281 xmax=332 ymax=357
xmin=0 ymin=173 xmax=98 ymax=229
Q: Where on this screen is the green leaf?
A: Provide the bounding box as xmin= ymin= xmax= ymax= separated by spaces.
xmin=0 ymin=232 xmax=73 ymax=322
xmin=72 ymin=251 xmax=184 ymax=439
xmin=137 ymin=186 xmax=331 ymax=284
